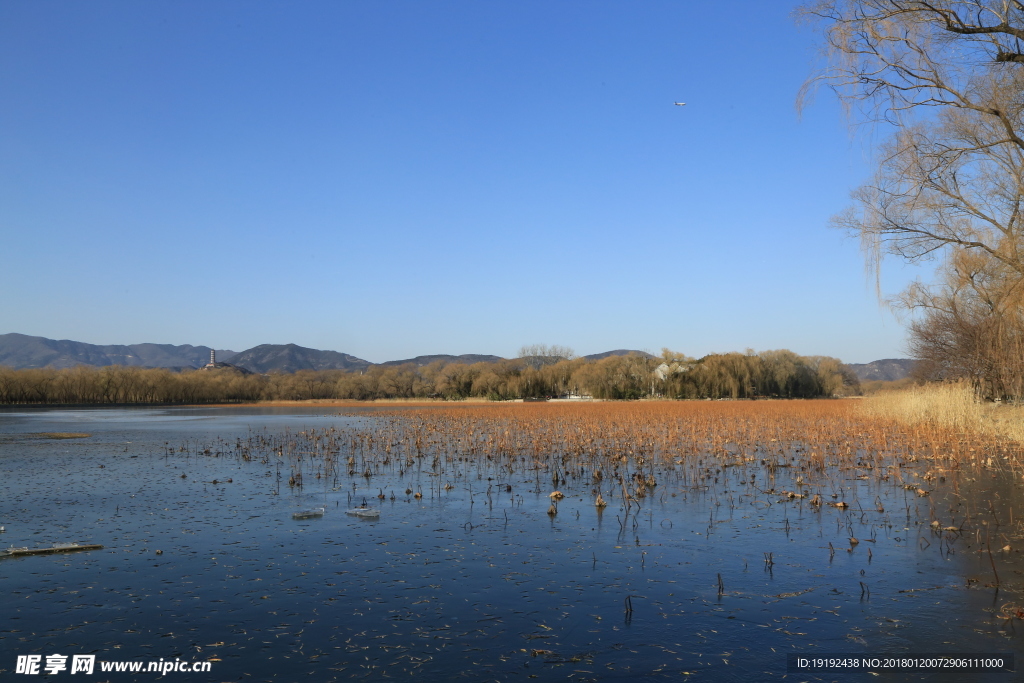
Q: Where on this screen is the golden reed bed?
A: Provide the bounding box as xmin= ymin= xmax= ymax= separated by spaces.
xmin=380 ymin=398 xmax=1017 ymax=470
xmin=216 ymin=395 xmax=1023 ymax=475
xmin=215 ymin=398 xmax=1021 ymax=502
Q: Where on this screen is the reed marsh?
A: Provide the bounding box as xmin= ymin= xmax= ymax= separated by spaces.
xmin=198 ymin=401 xmax=1024 ymax=634
xmin=862 ymin=380 xmax=1024 ymax=447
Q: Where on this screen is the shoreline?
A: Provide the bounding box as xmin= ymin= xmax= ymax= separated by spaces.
xmin=0 ymin=396 xmax=865 ymax=411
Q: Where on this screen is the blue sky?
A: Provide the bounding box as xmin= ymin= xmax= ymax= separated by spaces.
xmin=0 ymin=1 xmax=925 ymax=363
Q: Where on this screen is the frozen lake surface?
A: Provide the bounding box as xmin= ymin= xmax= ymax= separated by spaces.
xmin=1 ymin=405 xmax=1021 ymax=681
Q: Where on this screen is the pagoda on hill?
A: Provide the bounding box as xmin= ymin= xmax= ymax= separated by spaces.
xmin=200 ymin=348 xmax=252 ymax=374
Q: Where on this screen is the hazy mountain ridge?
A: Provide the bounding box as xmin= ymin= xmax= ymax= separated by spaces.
xmin=582 ymin=349 xmax=655 ymax=361
xmin=380 ymin=354 xmax=504 ymax=367
xmin=226 ymin=344 xmax=371 ymax=373
xmin=0 ymin=333 xmax=237 ymax=370
xmin=1 ymin=334 xmax=907 ymax=379
xmin=0 ymin=335 xmax=656 ymax=372
xmin=846 ymin=358 xmax=916 ymax=382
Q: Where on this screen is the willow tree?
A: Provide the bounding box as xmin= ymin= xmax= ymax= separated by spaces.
xmin=801 ymin=1 xmax=1024 ymax=397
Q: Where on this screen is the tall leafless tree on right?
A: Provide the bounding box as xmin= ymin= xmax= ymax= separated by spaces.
xmin=800 ymin=1 xmax=1024 ymax=397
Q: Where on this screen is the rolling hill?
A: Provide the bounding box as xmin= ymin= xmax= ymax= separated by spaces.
xmin=380 ymin=354 xmax=504 ymax=367
xmin=581 ymin=349 xmax=654 ymax=361
xmin=225 ymin=343 xmax=371 ymax=373
xmin=0 ymin=333 xmax=236 ymax=370
xmin=846 ymin=358 xmax=917 ymax=382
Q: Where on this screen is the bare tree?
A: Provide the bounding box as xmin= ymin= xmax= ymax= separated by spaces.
xmin=903 ymin=247 xmax=1024 ymax=396
xmin=517 ymin=344 xmax=576 ymax=370
xmin=801 ymin=1 xmax=1024 ymax=273
xmin=801 ymin=1 xmax=1024 ymax=396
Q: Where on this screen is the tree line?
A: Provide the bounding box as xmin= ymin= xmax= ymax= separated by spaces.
xmin=0 ymin=349 xmax=858 ymax=404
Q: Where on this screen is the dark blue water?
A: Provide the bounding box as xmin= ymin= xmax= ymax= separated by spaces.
xmin=0 ymin=407 xmax=1021 ymax=681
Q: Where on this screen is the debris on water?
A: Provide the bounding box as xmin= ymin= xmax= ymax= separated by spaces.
xmin=345 ymin=508 xmax=380 ymax=518
xmin=292 ymin=507 xmax=325 ymax=520
xmin=999 ymin=603 xmax=1024 ymax=620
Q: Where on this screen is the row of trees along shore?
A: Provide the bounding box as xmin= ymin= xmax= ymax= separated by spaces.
xmin=0 ymin=348 xmax=859 ymax=404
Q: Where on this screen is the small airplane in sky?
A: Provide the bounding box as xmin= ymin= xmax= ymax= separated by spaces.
xmin=674 ymin=102 xmax=686 ymax=106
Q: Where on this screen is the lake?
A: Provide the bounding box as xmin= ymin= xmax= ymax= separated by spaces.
xmin=1 ymin=403 xmax=1021 ymax=681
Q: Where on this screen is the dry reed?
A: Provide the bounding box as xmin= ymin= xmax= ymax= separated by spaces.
xmin=186 ymin=398 xmax=1022 ymax=510
xmin=862 ymin=380 xmax=1024 ymax=448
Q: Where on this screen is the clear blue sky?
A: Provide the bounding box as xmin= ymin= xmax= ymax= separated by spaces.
xmin=0 ymin=1 xmax=924 ymax=364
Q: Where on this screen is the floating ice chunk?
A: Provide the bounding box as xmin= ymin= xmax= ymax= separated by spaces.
xmin=345 ymin=508 xmax=380 ymax=518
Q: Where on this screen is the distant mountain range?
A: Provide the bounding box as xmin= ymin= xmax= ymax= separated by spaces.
xmin=846 ymin=358 xmax=917 ymax=382
xmin=0 ymin=333 xmax=238 ymax=371
xmin=1 ymin=334 xmax=912 ymax=379
xmin=0 ymin=334 xmax=663 ymax=373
